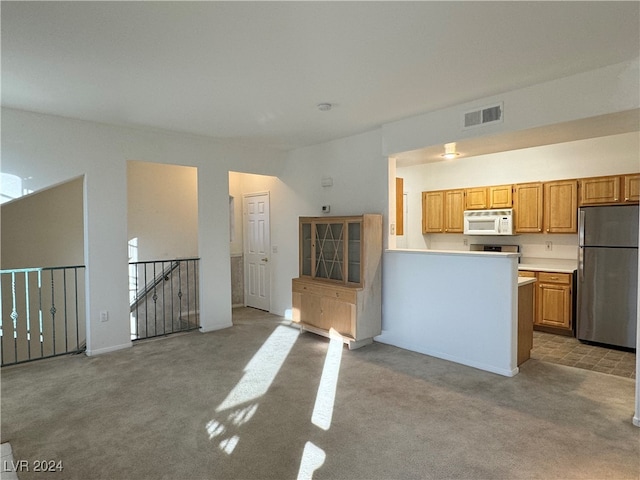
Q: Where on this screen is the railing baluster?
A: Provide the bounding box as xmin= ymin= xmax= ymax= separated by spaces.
xmin=1 ymin=266 xmax=85 ymax=367
xmin=11 ymin=272 xmax=18 ymax=364
xmin=63 ymin=269 xmax=68 ymax=354
xmin=25 ymin=271 xmax=31 ymax=361
xmin=75 ymin=267 xmax=80 ymax=351
xmin=50 ymin=269 xmax=56 ymax=356
xmin=38 ymin=270 xmax=43 ymax=357
xmin=1 ymin=272 xmax=4 ymax=366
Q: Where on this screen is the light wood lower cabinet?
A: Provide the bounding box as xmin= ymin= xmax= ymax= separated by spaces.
xmin=292 ymin=278 xmax=379 ymax=349
xmin=535 ymin=272 xmax=573 ymax=335
xmin=519 ymin=270 xmax=574 ymax=336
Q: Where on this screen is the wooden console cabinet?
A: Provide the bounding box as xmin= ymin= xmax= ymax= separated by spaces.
xmin=292 ymin=214 xmax=382 ymax=349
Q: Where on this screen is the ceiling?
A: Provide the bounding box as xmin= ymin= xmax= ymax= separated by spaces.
xmin=2 ymin=1 xmax=639 ymax=154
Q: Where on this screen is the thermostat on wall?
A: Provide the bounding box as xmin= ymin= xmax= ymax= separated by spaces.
xmin=322 ymin=205 xmax=330 ymax=214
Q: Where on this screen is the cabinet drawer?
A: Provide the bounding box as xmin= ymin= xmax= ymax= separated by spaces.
xmin=518 ymin=270 xmax=537 ymax=278
xmin=537 ymin=272 xmax=572 ymax=284
xmin=292 ymin=280 xmax=357 ymax=304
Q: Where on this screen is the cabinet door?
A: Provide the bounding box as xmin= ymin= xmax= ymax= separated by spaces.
xmin=347 ymin=221 xmax=362 ymax=285
xmin=579 ymin=175 xmax=621 ymax=205
xmin=422 ymin=191 xmax=444 ymax=233
xmin=465 ymin=187 xmax=488 ymax=210
xmin=294 ymin=291 xmax=322 ymax=328
xmin=544 ymin=180 xmax=577 ymax=233
xmin=536 ymin=283 xmax=572 ymax=329
xmin=321 ymin=297 xmax=355 ymax=337
xmin=300 ymin=221 xmax=313 ymax=277
xmin=444 ymin=189 xmax=465 ymax=233
xmin=489 ymin=185 xmax=513 ymax=208
xmin=314 ymin=222 xmax=345 ymax=282
xmin=514 ymin=183 xmax=543 ymax=233
xmin=623 ymin=174 xmax=640 ymax=203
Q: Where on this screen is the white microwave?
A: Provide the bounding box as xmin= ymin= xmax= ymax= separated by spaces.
xmin=463 ymin=209 xmax=514 ymax=235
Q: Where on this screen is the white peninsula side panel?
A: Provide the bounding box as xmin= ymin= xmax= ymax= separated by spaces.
xmin=378 ymin=249 xmax=519 ymax=376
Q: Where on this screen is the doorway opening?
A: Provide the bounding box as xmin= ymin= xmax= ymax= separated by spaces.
xmin=229 ymin=172 xmax=279 ymax=313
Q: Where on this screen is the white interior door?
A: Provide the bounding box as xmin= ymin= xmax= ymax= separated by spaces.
xmin=243 ymin=193 xmax=270 ymax=311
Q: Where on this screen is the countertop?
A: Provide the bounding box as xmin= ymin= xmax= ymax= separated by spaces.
xmin=517 ymin=277 xmax=537 ymax=287
xmin=518 ymin=257 xmax=577 ymax=273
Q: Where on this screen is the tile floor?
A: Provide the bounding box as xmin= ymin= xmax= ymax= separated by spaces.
xmin=531 ymin=331 xmax=636 ymax=378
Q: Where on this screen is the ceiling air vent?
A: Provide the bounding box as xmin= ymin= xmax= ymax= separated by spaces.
xmin=463 ymin=102 xmax=503 ymax=129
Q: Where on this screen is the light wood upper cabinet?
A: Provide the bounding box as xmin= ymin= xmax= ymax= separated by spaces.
xmin=465 ymin=187 xmax=488 ymax=210
xmin=444 ymin=189 xmax=465 ymax=233
xmin=489 ymin=185 xmax=513 ymax=208
xmin=514 ymin=182 xmax=543 ymax=233
xmin=422 ymin=191 xmax=444 ymax=233
xmin=579 ymin=175 xmax=621 ymax=205
xmin=421 ymin=189 xmax=464 ymax=233
xmin=544 ymin=180 xmax=577 ymax=233
xmin=623 ymin=174 xmax=640 ymax=203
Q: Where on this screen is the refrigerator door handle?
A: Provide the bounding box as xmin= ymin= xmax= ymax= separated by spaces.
xmin=578 ymin=209 xmax=585 ymax=247
xmin=578 ymin=247 xmax=584 ymax=283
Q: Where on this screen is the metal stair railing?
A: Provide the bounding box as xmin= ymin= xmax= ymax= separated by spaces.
xmin=0 ymin=265 xmax=86 ymax=367
xmin=128 ymin=258 xmax=200 ymax=341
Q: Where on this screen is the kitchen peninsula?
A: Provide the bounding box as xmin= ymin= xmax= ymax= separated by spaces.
xmin=377 ymin=248 xmax=532 ymax=376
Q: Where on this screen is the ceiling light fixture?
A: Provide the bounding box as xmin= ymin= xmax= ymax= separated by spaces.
xmin=441 ymin=142 xmax=460 ymax=160
xmin=317 ymin=103 xmax=332 ymax=112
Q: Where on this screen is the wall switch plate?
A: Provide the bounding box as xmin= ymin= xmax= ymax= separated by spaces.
xmin=545 ymin=241 xmax=552 ymax=251
xmin=322 ymin=205 xmax=330 ymax=214
xmin=100 ymin=310 xmax=109 ymax=322
xmin=390 ymin=224 xmax=396 ymax=235
xmin=272 ymin=245 xmax=278 ymax=254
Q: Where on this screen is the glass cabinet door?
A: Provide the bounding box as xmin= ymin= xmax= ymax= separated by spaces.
xmin=347 ymin=221 xmax=362 ymax=284
xmin=314 ymin=222 xmax=344 ymax=281
xmin=301 ymin=222 xmax=312 ymax=276
xmin=298 ymin=216 xmax=365 ymax=286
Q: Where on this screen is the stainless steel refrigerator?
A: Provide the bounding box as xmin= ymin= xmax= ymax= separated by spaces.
xmin=577 ymin=204 xmax=638 ymax=349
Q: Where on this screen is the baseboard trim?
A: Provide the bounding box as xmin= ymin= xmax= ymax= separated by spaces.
xmin=86 ymin=341 xmax=132 ymax=357
xmin=375 ymin=331 xmax=518 ymax=377
xmin=200 ymin=321 xmax=233 ymax=333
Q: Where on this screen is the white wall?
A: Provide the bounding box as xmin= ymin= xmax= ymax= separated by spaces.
xmin=127 ymin=161 xmax=198 ymax=262
xmin=379 ymin=250 xmax=519 ymax=376
xmin=383 ymin=60 xmax=639 ymax=156
xmin=1 ymin=176 xmax=84 ymax=269
xmin=1 ymin=108 xmax=286 ymax=355
xmin=275 ymin=129 xmax=388 ymax=317
xmin=397 ymin=132 xmax=640 ymax=256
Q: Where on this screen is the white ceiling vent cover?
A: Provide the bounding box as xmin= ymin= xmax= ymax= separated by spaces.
xmin=463 ymin=102 xmax=503 ymax=129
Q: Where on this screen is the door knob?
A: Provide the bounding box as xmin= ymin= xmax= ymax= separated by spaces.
xmin=262 ymin=258 xmax=269 ymax=262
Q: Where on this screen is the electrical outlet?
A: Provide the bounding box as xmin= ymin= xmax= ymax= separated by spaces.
xmin=391 ymin=224 xmax=396 ymax=235
xmin=463 ymin=238 xmax=468 ymax=246
xmin=100 ymin=310 xmax=109 ymax=322
xmin=545 ymin=241 xmax=552 ymax=251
